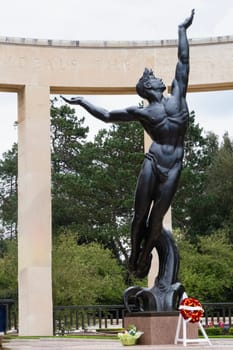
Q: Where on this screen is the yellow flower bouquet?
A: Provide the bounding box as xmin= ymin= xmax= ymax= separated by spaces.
xmin=118 ymin=324 xmax=143 ymax=346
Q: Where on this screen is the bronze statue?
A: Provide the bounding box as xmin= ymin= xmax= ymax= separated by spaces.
xmin=62 ymin=10 xmax=195 ymax=311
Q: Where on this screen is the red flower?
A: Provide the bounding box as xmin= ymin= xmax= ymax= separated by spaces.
xmin=179 ymin=297 xmax=204 ymax=323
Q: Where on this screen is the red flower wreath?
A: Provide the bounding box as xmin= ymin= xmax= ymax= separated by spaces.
xmin=179 ymin=297 xmax=204 ymax=323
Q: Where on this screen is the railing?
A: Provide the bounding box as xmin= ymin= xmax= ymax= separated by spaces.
xmin=5 ymin=302 xmax=233 ymax=334
xmin=53 ymin=304 xmax=127 ymax=335
xmin=202 ymin=303 xmax=233 ymax=327
xmin=0 ymin=299 xmax=17 ymax=333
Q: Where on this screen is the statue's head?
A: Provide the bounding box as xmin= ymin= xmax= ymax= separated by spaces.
xmin=136 ymin=68 xmax=166 ymax=99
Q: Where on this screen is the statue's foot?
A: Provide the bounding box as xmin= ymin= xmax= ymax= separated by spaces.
xmin=128 ymin=254 xmax=137 ymax=275
xmin=135 ymin=253 xmax=152 ymax=279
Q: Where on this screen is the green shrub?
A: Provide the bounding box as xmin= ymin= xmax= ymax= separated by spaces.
xmin=205 ymin=327 xmax=222 ymax=336
xmin=228 ymin=327 xmax=233 ymax=335
xmin=52 ymin=233 xmax=127 ymax=305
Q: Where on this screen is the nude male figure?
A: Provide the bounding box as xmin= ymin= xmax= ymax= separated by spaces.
xmin=62 ymin=9 xmax=195 ymax=279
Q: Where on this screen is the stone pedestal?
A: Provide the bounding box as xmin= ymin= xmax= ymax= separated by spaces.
xmin=124 ymin=312 xmax=198 ymax=345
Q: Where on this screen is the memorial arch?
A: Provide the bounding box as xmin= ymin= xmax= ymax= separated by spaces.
xmin=0 ymin=35 xmax=232 ymax=335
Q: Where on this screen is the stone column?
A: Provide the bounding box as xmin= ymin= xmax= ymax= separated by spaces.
xmin=17 ymin=85 xmax=53 ymax=336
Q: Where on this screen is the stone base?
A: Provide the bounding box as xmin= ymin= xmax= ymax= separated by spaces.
xmin=124 ymin=312 xmax=198 ymax=345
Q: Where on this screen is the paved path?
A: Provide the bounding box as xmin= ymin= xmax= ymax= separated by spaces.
xmin=3 ymin=338 xmax=233 ymax=350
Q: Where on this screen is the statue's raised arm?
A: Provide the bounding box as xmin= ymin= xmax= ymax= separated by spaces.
xmin=179 ymin=8 xmax=195 ymax=29
xmin=173 ymin=9 xmax=195 ymax=98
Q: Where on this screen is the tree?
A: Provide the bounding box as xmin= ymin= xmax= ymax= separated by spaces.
xmin=0 ymin=143 xmax=18 ymax=239
xmin=51 ymin=98 xmax=90 ymax=231
xmin=52 ymin=232 xmax=126 ymax=305
xmin=0 ymin=238 xmax=17 ymax=299
xmin=172 ymin=111 xmax=219 ymax=239
xmin=206 ymin=133 xmax=233 ymax=240
xmin=176 ymin=229 xmax=233 ymax=302
xmin=76 ymin=122 xmax=144 ymax=263
xmin=51 ymin=98 xmax=89 ymax=174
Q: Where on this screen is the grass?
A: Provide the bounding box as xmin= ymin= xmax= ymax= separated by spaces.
xmin=3 ymin=334 xmax=118 ymax=340
xmin=202 ymin=335 xmax=233 ymax=338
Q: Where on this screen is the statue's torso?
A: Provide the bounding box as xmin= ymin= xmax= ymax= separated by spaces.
xmin=140 ymin=97 xmax=189 ymax=169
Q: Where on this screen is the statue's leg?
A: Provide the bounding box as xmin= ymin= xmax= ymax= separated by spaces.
xmin=128 ymin=158 xmax=155 ymax=274
xmin=132 ymin=227 xmax=184 ymax=311
xmin=135 ymin=165 xmax=181 ymax=278
xmin=129 ymin=212 xmax=149 ymax=272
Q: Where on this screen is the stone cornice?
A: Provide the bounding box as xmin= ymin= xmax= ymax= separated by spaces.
xmin=0 ymin=35 xmax=232 ymax=48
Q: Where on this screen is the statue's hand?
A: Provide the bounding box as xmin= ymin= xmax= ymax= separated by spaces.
xmin=60 ymin=95 xmax=84 ymax=105
xmin=179 ymin=9 xmax=195 ymax=29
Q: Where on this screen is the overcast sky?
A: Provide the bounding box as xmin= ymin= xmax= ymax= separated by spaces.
xmin=0 ymin=0 xmax=232 ymax=156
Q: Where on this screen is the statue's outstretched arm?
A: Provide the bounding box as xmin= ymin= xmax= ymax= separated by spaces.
xmin=61 ymin=95 xmax=138 ymax=122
